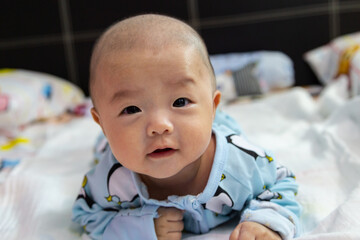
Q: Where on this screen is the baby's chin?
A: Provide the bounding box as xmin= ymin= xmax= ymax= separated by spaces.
xmin=140 ymin=162 xmax=192 ymax=181
xmin=141 ymin=167 xmax=184 ymax=180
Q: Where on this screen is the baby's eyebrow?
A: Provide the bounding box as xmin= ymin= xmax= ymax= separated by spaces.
xmin=167 ymin=78 xmax=196 ymax=87
xmin=110 ymin=88 xmax=139 ymax=103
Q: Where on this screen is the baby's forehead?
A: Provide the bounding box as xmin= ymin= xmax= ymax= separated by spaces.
xmin=90 ymin=14 xmax=215 ymax=100
xmin=94 ymin=45 xmax=214 ymax=94
xmin=94 ymin=48 xmax=211 ymax=93
xmin=99 ymin=44 xmax=207 ymax=75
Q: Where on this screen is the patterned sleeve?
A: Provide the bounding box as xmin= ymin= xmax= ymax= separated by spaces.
xmin=241 ymin=159 xmax=302 ymax=239
xmin=72 ymin=195 xmax=159 ymax=240
xmin=71 ymin=143 xmax=160 ymax=240
xmin=226 ymin=133 xmax=302 ymax=239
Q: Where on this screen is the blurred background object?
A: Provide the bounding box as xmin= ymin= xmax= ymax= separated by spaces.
xmin=1 ymin=0 xmax=360 ymax=96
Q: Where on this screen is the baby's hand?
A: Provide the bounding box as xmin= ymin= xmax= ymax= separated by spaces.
xmin=229 ymin=221 xmax=282 ymax=240
xmin=154 ymin=207 xmax=184 ymax=240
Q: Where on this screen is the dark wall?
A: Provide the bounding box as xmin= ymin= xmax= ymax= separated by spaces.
xmin=1 ymin=0 xmax=360 ymax=96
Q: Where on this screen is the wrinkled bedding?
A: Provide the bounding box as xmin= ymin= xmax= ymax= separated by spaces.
xmin=186 ymin=82 xmax=360 ymax=239
xmin=1 ymin=80 xmax=360 ymax=239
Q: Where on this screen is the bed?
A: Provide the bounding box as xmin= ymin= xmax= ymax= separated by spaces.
xmin=1 ymin=33 xmax=360 ymax=239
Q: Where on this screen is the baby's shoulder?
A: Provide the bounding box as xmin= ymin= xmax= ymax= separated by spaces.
xmin=213 ymin=126 xmax=276 ymax=177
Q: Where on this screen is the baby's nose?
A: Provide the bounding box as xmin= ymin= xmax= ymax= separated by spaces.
xmin=146 ymin=114 xmax=174 ymax=136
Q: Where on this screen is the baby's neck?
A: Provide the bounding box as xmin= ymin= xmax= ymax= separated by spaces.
xmin=141 ymin=134 xmax=216 ymax=201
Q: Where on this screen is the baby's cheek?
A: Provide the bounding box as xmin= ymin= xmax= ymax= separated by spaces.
xmin=109 ymin=137 xmax=138 ymax=163
xmin=185 ymin=124 xmax=212 ymax=155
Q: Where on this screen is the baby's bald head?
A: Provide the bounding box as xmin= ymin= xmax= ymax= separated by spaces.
xmin=89 ymin=14 xmax=215 ymax=103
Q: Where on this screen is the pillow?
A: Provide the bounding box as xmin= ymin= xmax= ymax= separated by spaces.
xmin=304 ymin=32 xmax=360 ymax=97
xmin=211 ymin=51 xmax=295 ymax=103
xmin=0 ymin=69 xmax=85 ymax=128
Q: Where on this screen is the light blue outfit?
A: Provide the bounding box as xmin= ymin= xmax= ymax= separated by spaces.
xmin=72 ymin=111 xmax=301 ymax=240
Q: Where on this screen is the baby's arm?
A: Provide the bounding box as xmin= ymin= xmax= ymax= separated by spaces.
xmin=72 ymin=196 xmax=160 ymax=239
xmin=154 ymin=207 xmax=184 ymax=240
xmin=238 ymin=163 xmax=301 ymax=240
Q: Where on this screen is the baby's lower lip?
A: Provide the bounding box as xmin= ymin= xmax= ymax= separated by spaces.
xmin=148 ymin=148 xmax=176 ymax=158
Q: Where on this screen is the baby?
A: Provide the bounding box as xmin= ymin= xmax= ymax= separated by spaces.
xmin=72 ymin=14 xmax=301 ymax=240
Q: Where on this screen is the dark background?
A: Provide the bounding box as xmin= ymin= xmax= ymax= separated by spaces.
xmin=1 ymin=0 xmax=360 ymax=96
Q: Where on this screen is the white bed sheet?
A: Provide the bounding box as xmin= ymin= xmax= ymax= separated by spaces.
xmin=1 ymin=80 xmax=360 ymax=240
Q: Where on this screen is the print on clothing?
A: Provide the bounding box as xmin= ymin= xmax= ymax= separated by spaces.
xmin=226 ymin=134 xmax=273 ymax=162
xmin=256 ymin=189 xmax=282 ymax=201
xmin=276 ymin=165 xmax=296 ymax=181
xmin=221 ymin=173 xmax=226 ymax=181
xmin=105 ymin=163 xmax=139 ymax=205
xmin=205 ymin=186 xmax=234 ymax=214
xmin=76 ymin=175 xmax=95 ymax=207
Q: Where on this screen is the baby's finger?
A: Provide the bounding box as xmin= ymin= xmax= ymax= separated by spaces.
xmin=160 ymin=207 xmax=184 ymax=221
xmin=167 ymin=219 xmax=184 ymax=233
xmin=229 ymin=225 xmax=240 ymax=240
xmin=165 ymin=231 xmax=182 ymax=240
xmin=229 ymin=223 xmax=254 ymax=240
xmin=237 ymin=230 xmax=254 ymax=240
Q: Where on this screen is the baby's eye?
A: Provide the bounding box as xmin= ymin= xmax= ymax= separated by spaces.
xmin=120 ymin=106 xmax=141 ymax=115
xmin=173 ymin=98 xmax=190 ymax=108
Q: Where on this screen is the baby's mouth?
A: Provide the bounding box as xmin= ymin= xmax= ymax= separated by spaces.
xmin=148 ymin=148 xmax=176 ymax=158
xmin=154 ymin=148 xmax=172 ymax=153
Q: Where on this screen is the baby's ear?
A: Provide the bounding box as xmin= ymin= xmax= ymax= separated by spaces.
xmin=91 ymin=107 xmax=101 ymax=125
xmin=213 ymin=90 xmax=221 ymax=110
xmin=91 ymin=108 xmax=107 ymax=136
xmin=212 ymin=90 xmax=221 ymax=119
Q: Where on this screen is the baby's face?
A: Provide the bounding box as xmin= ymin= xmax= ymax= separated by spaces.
xmin=91 ymin=45 xmax=220 ymax=179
